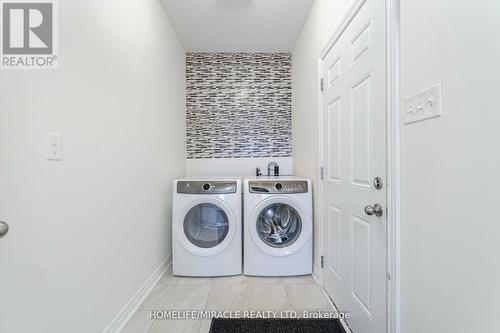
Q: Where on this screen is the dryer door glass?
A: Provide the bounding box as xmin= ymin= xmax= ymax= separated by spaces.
xmin=256 ymin=203 xmax=302 ymax=248
xmin=183 ymin=203 xmax=229 ymax=249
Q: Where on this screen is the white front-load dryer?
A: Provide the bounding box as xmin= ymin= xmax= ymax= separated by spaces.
xmin=173 ymin=178 xmax=241 ymax=277
xmin=243 ymin=177 xmax=312 ymax=276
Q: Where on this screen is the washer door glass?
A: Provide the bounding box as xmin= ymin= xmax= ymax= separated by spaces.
xmin=183 ymin=203 xmax=229 ymax=249
xmin=256 ymin=203 xmax=302 ymax=248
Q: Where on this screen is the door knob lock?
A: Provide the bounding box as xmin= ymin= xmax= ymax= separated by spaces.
xmin=0 ymin=221 xmax=9 ymax=239
xmin=373 ymin=177 xmax=383 ymax=190
xmin=364 ymin=204 xmax=383 ymax=217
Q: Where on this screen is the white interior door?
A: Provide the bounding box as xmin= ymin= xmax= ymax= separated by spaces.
xmin=321 ymin=0 xmax=387 ymax=332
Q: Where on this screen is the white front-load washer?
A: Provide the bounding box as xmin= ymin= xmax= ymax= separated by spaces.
xmin=172 ymin=178 xmax=241 ymax=277
xmin=243 ymin=177 xmax=312 ymax=276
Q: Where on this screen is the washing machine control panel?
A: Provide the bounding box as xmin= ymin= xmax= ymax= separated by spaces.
xmin=249 ymin=180 xmax=308 ymax=194
xmin=177 ymin=181 xmax=237 ymax=194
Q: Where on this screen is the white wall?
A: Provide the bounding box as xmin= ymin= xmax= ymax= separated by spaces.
xmin=0 ymin=0 xmax=185 ymax=332
xmin=186 ymin=157 xmax=293 ymax=178
xmin=400 ymin=0 xmax=500 ymax=332
xmin=292 ymin=0 xmax=352 ymax=279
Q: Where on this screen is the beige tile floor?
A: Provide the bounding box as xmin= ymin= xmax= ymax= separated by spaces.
xmin=122 ymin=267 xmax=337 ymax=333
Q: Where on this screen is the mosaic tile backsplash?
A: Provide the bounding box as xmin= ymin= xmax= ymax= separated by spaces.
xmin=186 ymin=53 xmax=292 ymax=159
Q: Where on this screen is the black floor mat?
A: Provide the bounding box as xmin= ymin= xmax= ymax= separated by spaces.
xmin=209 ymin=318 xmax=346 ymax=333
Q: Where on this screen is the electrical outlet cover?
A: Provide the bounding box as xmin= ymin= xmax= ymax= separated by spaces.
xmin=46 ymin=132 xmax=63 ymax=160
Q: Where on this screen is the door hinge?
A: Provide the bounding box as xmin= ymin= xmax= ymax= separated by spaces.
xmin=320 ymin=167 xmax=324 ymax=180
xmin=321 ymin=255 xmax=324 ymax=268
xmin=320 ymin=78 xmax=324 ymax=92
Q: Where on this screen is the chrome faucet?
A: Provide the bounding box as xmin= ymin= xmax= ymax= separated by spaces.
xmin=267 ymin=161 xmax=279 ymax=176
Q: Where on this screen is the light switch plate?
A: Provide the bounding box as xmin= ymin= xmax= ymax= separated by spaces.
xmin=46 ymin=132 xmax=63 ymax=160
xmin=403 ymin=83 xmax=442 ymax=124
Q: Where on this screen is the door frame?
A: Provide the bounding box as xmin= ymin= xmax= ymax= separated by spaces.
xmin=316 ymin=0 xmax=400 ymax=332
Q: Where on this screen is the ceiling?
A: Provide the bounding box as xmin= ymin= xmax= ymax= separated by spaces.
xmin=159 ymin=0 xmax=315 ymax=52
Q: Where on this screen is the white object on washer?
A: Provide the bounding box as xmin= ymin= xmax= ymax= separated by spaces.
xmin=243 ymin=176 xmax=312 ymax=276
xmin=172 ymin=178 xmax=242 ymax=277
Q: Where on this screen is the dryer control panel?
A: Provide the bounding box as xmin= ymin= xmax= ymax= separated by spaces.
xmin=249 ymin=180 xmax=308 ymax=194
xmin=177 ymin=181 xmax=237 ymax=194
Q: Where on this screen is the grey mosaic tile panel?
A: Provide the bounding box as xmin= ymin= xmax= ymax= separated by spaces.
xmin=186 ymin=53 xmax=292 ymax=159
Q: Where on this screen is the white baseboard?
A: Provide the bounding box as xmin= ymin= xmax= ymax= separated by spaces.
xmin=102 ymin=256 xmax=172 ymax=333
xmin=312 ymin=263 xmax=323 ymax=286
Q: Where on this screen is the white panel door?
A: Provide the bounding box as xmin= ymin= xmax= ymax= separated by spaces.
xmin=321 ymin=0 xmax=387 ymax=332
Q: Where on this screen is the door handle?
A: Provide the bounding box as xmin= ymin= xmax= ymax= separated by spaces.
xmin=0 ymin=221 xmax=9 ymax=239
xmin=364 ymin=204 xmax=383 ymax=217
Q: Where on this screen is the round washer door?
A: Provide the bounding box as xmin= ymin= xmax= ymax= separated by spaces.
xmin=249 ymin=196 xmax=312 ymax=257
xmin=175 ymin=197 xmax=236 ymax=257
